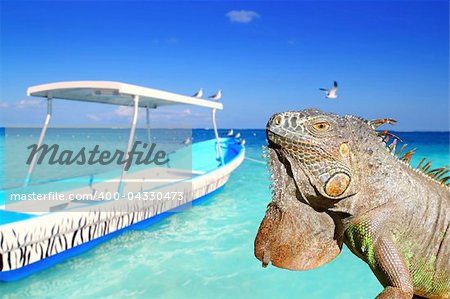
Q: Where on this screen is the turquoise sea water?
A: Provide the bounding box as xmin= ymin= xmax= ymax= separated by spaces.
xmin=0 ymin=129 xmax=449 ymax=299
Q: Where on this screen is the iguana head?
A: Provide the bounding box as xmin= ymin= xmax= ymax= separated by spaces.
xmin=255 ymin=108 xmax=376 ymax=271
xmin=266 ymin=108 xmax=364 ymax=201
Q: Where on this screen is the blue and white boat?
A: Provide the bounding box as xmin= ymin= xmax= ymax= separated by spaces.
xmin=0 ymin=81 xmax=245 ymax=281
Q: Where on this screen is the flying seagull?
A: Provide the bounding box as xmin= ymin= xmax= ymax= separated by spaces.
xmin=319 ymin=81 xmax=338 ymax=99
xmin=192 ymin=88 xmax=203 ymax=98
xmin=209 ymin=90 xmax=222 ymax=100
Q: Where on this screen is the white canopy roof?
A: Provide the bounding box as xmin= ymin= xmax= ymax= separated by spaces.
xmin=27 ymin=81 xmax=223 ymax=110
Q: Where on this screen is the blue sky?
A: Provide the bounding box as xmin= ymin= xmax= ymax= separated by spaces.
xmin=0 ymin=0 xmax=448 ymax=130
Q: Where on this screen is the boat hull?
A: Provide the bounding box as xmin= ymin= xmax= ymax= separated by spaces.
xmin=0 ymin=139 xmax=244 ymax=281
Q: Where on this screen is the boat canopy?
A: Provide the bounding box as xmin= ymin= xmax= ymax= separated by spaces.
xmin=27 ymin=81 xmax=223 ymax=110
xmin=24 ymin=81 xmax=225 ymax=188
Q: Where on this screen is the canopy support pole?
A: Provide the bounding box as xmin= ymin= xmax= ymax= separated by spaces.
xmin=118 ymin=95 xmax=139 ymax=194
xmin=146 ymin=106 xmax=151 ymax=144
xmin=24 ymin=96 xmax=52 ymax=187
xmin=212 ymin=108 xmax=223 ymax=165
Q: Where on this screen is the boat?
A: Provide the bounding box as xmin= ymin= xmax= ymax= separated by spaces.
xmin=0 ymin=81 xmax=245 ymax=281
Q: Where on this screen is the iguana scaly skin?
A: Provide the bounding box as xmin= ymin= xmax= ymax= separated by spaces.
xmin=254 ymin=109 xmax=450 ymax=299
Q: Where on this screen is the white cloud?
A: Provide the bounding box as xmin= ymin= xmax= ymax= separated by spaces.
xmin=114 ymin=106 xmax=135 ymax=117
xmin=0 ymin=101 xmax=9 ymax=108
xmin=180 ymin=109 xmax=192 ymax=116
xmin=15 ymin=99 xmax=44 ymax=109
xmin=86 ymin=113 xmax=102 ymax=121
xmin=151 ymin=109 xmax=193 ymax=120
xmin=226 ymin=10 xmax=260 ymax=23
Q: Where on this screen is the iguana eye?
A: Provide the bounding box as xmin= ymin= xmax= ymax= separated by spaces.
xmin=313 ymin=121 xmax=330 ymax=131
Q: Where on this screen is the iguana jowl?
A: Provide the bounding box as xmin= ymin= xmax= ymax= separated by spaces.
xmin=254 ymin=109 xmax=450 ymax=299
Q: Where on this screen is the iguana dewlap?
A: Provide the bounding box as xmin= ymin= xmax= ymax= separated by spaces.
xmin=254 ymin=109 xmax=450 ymax=299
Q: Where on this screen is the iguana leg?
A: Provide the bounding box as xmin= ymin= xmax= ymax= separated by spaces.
xmin=373 ymin=236 xmax=414 ymax=299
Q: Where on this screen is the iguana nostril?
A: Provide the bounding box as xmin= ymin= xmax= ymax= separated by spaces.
xmin=274 ymin=115 xmax=283 ymax=126
xmin=324 ymin=173 xmax=350 ymax=197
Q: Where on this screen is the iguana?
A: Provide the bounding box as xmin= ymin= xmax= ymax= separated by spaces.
xmin=254 ymin=109 xmax=450 ymax=299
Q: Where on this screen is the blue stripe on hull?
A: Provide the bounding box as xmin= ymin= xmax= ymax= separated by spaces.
xmin=0 ymin=186 xmax=223 ymax=281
